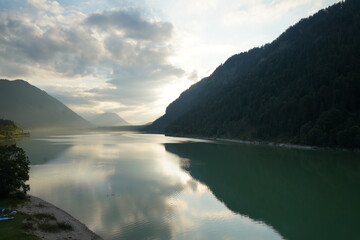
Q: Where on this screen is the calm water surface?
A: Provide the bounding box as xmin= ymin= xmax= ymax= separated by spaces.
xmin=17 ymin=132 xmax=360 ymax=240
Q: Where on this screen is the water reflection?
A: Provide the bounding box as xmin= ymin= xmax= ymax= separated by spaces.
xmin=17 ymin=137 xmax=71 ymax=164
xmin=18 ymin=132 xmax=285 ymax=240
xmin=165 ymin=142 xmax=360 ymax=240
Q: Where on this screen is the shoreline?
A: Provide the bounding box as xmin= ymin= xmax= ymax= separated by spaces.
xmin=18 ymin=195 xmax=103 ymax=240
xmin=165 ymin=133 xmax=359 ymax=152
xmin=212 ymin=137 xmax=315 ymax=150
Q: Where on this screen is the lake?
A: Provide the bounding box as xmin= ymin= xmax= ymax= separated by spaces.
xmin=17 ymin=131 xmax=360 ymax=240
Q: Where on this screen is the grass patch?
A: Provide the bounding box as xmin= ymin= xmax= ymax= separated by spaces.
xmin=22 ymin=221 xmax=36 ymax=231
xmin=0 ymin=197 xmax=74 ymax=239
xmin=0 ymin=198 xmax=38 ymax=240
xmin=0 ymin=196 xmax=28 ymax=208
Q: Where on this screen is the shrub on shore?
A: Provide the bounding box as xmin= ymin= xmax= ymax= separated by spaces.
xmin=0 ymin=145 xmax=30 ymax=197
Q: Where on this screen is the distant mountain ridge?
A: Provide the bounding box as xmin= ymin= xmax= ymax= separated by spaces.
xmin=0 ymin=79 xmax=93 ymax=130
xmin=147 ymin=0 xmax=360 ymax=149
xmin=89 ymin=112 xmax=129 ymax=126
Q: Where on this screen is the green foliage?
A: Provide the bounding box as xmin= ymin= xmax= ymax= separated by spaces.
xmin=0 ymin=198 xmax=39 ymax=240
xmin=0 ymin=119 xmax=26 ymax=139
xmin=155 ymin=0 xmax=360 ymax=149
xmin=336 ymin=126 xmax=360 ymax=148
xmin=0 ymin=145 xmax=30 ymax=197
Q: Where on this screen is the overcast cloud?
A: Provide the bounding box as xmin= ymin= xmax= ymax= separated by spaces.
xmin=0 ymin=0 xmax=341 ymax=124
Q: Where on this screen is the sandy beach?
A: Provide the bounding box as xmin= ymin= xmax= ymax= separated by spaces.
xmin=18 ymin=195 xmax=103 ymax=240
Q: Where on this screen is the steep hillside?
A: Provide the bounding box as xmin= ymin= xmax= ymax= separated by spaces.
xmin=0 ymin=79 xmax=93 ymax=130
xmin=149 ymin=0 xmax=360 ymax=148
xmin=146 ymin=49 xmax=263 ymax=133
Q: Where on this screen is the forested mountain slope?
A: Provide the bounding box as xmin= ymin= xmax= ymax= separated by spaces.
xmin=149 ymin=0 xmax=360 ymax=148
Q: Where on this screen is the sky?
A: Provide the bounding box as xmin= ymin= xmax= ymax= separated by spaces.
xmin=0 ymin=0 xmax=342 ymax=124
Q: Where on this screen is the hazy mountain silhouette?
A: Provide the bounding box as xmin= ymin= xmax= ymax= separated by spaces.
xmin=147 ymin=0 xmax=360 ymax=149
xmin=89 ymin=112 xmax=129 ymax=126
xmin=0 ymin=79 xmax=93 ymax=130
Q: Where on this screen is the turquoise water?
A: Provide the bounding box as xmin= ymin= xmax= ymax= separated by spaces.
xmin=17 ymin=132 xmax=360 ymax=240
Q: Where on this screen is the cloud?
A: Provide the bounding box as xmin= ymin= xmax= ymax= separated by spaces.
xmin=49 ymin=90 xmax=96 ymax=107
xmin=221 ymin=0 xmax=327 ymax=26
xmin=86 ymin=9 xmax=173 ymax=41
xmin=0 ymin=1 xmax=186 ymax=123
xmin=188 ymin=70 xmax=198 ymax=81
xmin=0 ymin=8 xmax=101 ymax=76
xmin=1 ymin=0 xmax=341 ymax=124
xmin=27 ymin=0 xmax=63 ymax=15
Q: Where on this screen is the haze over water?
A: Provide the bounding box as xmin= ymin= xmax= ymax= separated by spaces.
xmin=17 ymin=132 xmax=360 ymax=240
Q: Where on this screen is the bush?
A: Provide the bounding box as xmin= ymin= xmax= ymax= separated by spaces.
xmin=0 ymin=145 xmax=30 ymax=197
xmin=337 ymin=126 xmax=360 ymax=148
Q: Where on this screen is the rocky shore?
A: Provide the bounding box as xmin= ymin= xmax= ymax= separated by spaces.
xmin=18 ymin=196 xmax=103 ymax=240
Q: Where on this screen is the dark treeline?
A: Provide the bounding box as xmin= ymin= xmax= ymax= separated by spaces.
xmin=0 ymin=119 xmax=18 ymax=129
xmin=149 ymin=0 xmax=360 ymax=149
xmin=0 ymin=119 xmax=26 ymax=138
